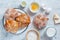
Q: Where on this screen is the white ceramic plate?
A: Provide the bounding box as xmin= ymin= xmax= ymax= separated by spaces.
xmin=3 ymin=9 xmax=28 ymax=35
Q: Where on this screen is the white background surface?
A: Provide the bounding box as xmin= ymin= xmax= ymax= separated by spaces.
xmin=0 ymin=0 xmax=60 ymax=40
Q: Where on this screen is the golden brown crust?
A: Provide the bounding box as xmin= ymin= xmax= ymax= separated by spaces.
xmin=16 ymin=14 xmax=30 ymax=23
xmin=4 ymin=8 xmax=30 ymax=33
xmin=4 ymin=19 xmax=19 ymax=33
xmin=16 ymin=14 xmax=30 ymax=28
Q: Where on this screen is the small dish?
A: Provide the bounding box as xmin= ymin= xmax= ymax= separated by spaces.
xmin=20 ymin=1 xmax=27 ymax=9
xmin=46 ymin=27 xmax=57 ymax=38
xmin=26 ymin=29 xmax=40 ymax=40
xmin=20 ymin=1 xmax=26 ymax=8
xmin=29 ymin=2 xmax=40 ymax=13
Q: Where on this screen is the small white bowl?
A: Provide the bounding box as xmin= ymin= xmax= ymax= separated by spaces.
xmin=20 ymin=1 xmax=26 ymax=8
xmin=26 ymin=29 xmax=40 ymax=40
xmin=29 ymin=2 xmax=40 ymax=13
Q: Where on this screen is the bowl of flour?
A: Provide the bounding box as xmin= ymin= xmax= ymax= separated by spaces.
xmin=26 ymin=29 xmax=40 ymax=40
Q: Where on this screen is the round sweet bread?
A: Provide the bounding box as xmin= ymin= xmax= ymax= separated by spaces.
xmin=4 ymin=19 xmax=18 ymax=33
xmin=16 ymin=14 xmax=30 ymax=28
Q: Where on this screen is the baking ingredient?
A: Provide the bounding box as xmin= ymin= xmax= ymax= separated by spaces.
xmin=27 ymin=31 xmax=37 ymax=40
xmin=46 ymin=28 xmax=56 ymax=37
xmin=31 ymin=2 xmax=39 ymax=11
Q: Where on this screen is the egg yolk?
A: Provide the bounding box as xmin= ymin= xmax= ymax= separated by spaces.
xmin=31 ymin=3 xmax=39 ymax=11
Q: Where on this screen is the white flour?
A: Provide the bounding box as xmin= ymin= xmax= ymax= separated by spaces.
xmin=46 ymin=28 xmax=56 ymax=37
xmin=27 ymin=31 xmax=37 ymax=40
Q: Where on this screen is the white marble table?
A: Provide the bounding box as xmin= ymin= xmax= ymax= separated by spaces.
xmin=0 ymin=0 xmax=60 ymax=40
